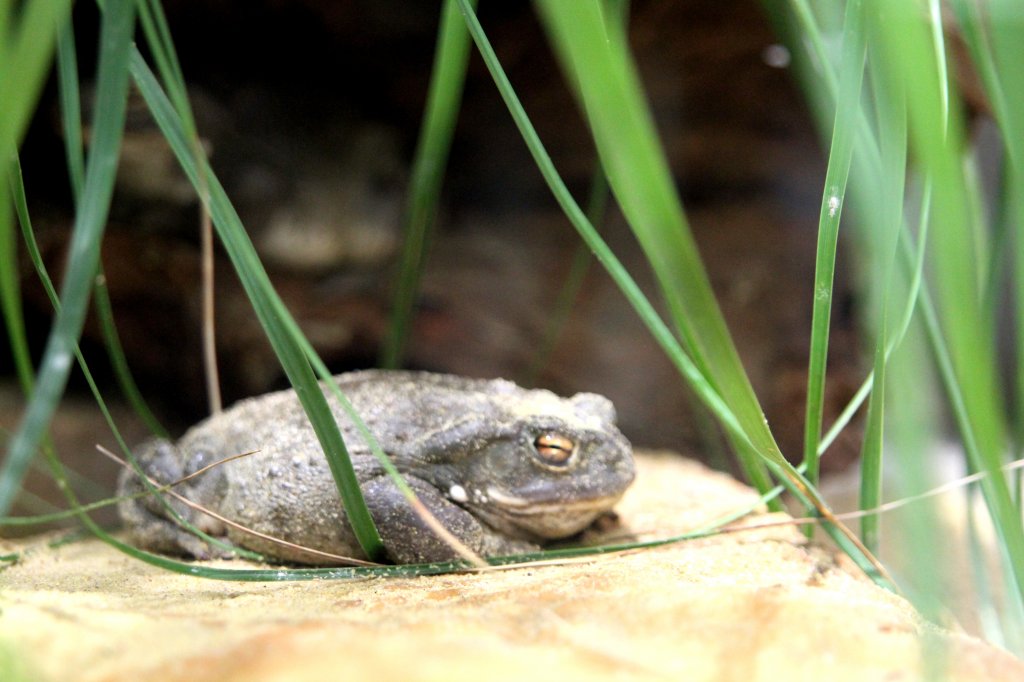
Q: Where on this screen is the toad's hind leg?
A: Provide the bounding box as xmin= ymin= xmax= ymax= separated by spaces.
xmin=117 ymin=439 xmax=233 ymax=560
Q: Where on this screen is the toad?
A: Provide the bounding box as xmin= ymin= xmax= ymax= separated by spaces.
xmin=118 ymin=370 xmax=635 ymax=564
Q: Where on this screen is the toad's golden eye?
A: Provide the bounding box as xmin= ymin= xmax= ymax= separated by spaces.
xmin=533 ymin=433 xmax=575 ymax=465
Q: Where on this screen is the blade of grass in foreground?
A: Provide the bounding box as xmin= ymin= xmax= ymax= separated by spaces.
xmin=818 ymin=184 xmax=930 ymax=459
xmin=0 ymin=5 xmax=73 ymax=399
xmin=54 ymin=18 xmax=167 ymax=438
xmin=0 ymin=0 xmax=73 ymax=160
xmin=887 ymin=303 xmax=949 ymax=632
xmin=0 ymin=188 xmax=31 ymax=396
xmin=127 ymin=51 xmax=386 ymax=562
xmin=535 ymin=1 xmax=775 ymax=497
xmin=130 ymin=6 xmax=481 ymax=562
xmin=453 ymin=0 xmax=754 ymax=470
xmin=56 ymin=16 xmax=85 ymax=200
xmin=0 ymin=1 xmax=75 ymax=398
xmin=381 ymin=0 xmax=477 ymax=369
xmin=457 ymin=0 xmax=892 ymax=588
xmin=869 ymin=0 xmax=1024 ymax=603
xmin=984 ymin=2 xmax=1024 ymax=485
xmin=10 ymin=153 xmax=254 ymax=559
xmin=0 ymin=639 xmax=39 ymax=682
xmin=801 ymin=0 xmax=865 ymax=489
xmin=858 ymin=34 xmax=908 ymax=552
xmin=0 ymin=0 xmax=136 ymax=517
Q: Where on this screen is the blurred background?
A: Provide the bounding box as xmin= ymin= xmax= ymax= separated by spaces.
xmin=6 ymin=0 xmax=866 ymax=520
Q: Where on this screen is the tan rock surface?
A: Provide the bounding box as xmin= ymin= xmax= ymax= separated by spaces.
xmin=1 ymin=453 xmax=1021 ymax=682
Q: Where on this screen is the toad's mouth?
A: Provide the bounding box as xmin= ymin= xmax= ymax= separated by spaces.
xmin=484 ymin=485 xmax=623 ymax=514
xmin=478 ymin=485 xmax=625 ymax=539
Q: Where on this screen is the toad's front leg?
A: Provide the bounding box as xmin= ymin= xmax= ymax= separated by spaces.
xmin=360 ymin=475 xmax=540 ymax=564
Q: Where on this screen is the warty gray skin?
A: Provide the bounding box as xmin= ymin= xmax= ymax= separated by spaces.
xmin=117 ymin=370 xmax=635 ymax=565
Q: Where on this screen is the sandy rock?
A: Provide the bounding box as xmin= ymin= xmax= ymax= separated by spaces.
xmin=1 ymin=453 xmax=1020 ymax=681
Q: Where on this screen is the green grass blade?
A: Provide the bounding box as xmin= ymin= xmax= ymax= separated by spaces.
xmin=1017 ymin=190 xmax=1024 ymax=466
xmin=0 ymin=2 xmax=9 ymax=50
xmin=56 ymin=16 xmax=84 ymax=201
xmin=0 ymin=1 xmax=74 ymax=401
xmin=55 ymin=14 xmax=167 ymax=438
xmin=11 ymin=152 xmax=252 ymax=558
xmin=132 ymin=0 xmax=205 ymax=163
xmin=966 ymin=487 xmax=1017 ymax=649
xmin=869 ymin=0 xmax=1024 ymax=600
xmin=381 ymin=0 xmax=476 ymax=369
xmin=0 ymin=0 xmax=136 ymax=517
xmin=801 ymin=0 xmax=865 ymax=487
xmin=0 ymin=639 xmax=40 ymax=682
xmin=973 ymin=1 xmax=1023 ymax=167
xmin=0 ymin=182 xmax=32 ymax=396
xmin=857 ymin=291 xmax=886 ymax=552
xmin=858 ymin=37 xmax=908 ymax=552
xmin=966 ymin=0 xmax=1024 ymax=634
xmin=135 ymin=0 xmax=198 ymax=137
xmin=0 ymin=0 xmax=73 ymax=157
xmin=819 ymin=183 xmax=930 ymax=457
xmin=533 ymin=0 xmax=776 ymax=495
xmin=886 ymin=319 xmax=948 ymax=628
xmin=127 ymin=51 xmax=385 ymax=561
xmin=457 ymin=0 xmax=891 ymax=586
xmin=984 ymin=2 xmax=1024 ymax=473
xmin=453 ymin=0 xmax=752 ymax=456
xmin=983 ymin=4 xmax=1024 ymax=166
xmin=452 ymin=0 xmax=762 ymax=452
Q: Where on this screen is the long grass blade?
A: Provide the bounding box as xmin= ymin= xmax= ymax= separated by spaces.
xmin=54 ymin=15 xmax=167 ymax=438
xmin=984 ymin=3 xmax=1024 ymax=489
xmin=56 ymin=17 xmax=84 ymax=201
xmin=127 ymin=51 xmax=385 ymax=561
xmin=801 ymin=0 xmax=865 ymax=488
xmin=457 ymin=0 xmax=891 ymax=587
xmin=535 ymin=1 xmax=776 ymax=496
xmin=381 ymin=0 xmax=477 ymax=369
xmin=0 ymin=184 xmax=31 ymax=395
xmin=858 ymin=32 xmax=908 ymax=552
xmin=0 ymin=0 xmax=73 ymax=157
xmin=11 ymin=152 xmax=250 ymax=557
xmin=136 ymin=0 xmax=198 ymax=137
xmin=453 ymin=0 xmax=753 ymax=462
xmin=869 ymin=0 xmax=1024 ymax=601
xmin=819 ymin=184 xmax=931 ymax=457
xmin=0 ymin=0 xmax=75 ymax=406
xmin=0 ymin=0 xmax=136 ymax=516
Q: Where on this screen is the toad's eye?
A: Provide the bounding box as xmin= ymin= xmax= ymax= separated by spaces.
xmin=533 ymin=433 xmax=575 ymax=466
